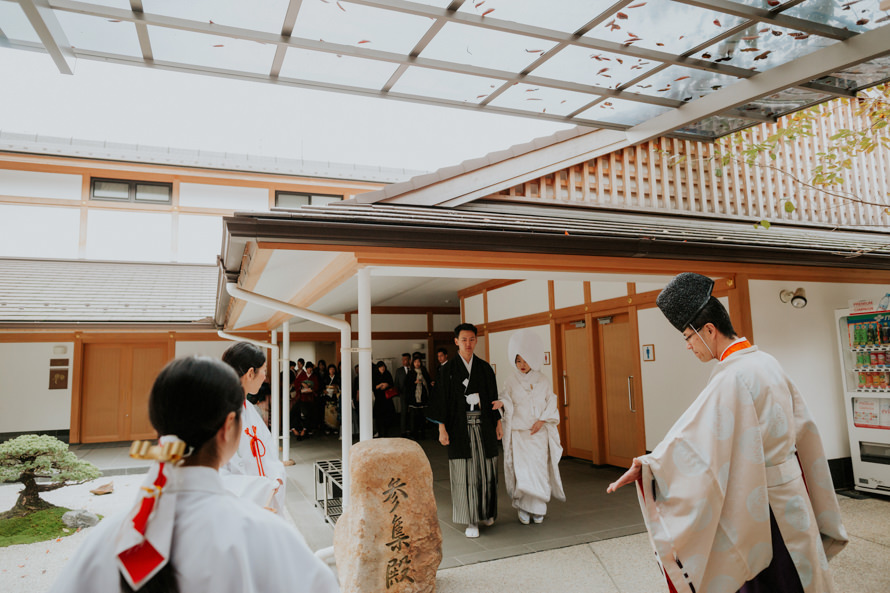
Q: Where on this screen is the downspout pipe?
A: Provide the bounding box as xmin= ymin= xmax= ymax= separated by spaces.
xmin=217 ymin=330 xmax=281 ymax=462
xmin=225 ymin=283 xmax=354 ymax=508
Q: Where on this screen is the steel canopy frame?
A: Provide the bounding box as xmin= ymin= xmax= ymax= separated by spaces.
xmin=5 ymin=0 xmax=886 ymax=137
xmin=366 ymin=24 xmax=890 ymax=208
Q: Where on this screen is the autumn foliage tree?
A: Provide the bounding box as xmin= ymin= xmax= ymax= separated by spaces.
xmin=0 ymin=434 xmax=100 ymax=518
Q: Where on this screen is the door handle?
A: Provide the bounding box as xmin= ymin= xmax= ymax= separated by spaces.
xmin=627 ymin=376 xmax=636 ymax=412
xmin=562 ymin=373 xmax=568 ymax=407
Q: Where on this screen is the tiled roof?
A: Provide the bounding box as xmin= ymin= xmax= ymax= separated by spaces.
xmin=0 ymin=131 xmax=425 ymax=184
xmin=0 ymin=258 xmax=217 ymax=324
xmin=225 ymin=203 xmax=890 ymax=268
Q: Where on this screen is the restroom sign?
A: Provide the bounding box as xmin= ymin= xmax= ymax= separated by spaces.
xmin=642 ymin=344 xmax=655 ymax=362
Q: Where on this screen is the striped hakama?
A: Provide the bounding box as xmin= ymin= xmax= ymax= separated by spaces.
xmin=448 ymin=411 xmax=498 ymax=524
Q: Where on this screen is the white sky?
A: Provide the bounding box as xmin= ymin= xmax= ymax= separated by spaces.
xmin=0 ymin=47 xmax=574 ymax=172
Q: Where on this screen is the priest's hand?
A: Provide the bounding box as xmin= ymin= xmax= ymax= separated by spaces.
xmin=530 ymin=420 xmax=545 ymax=435
xmin=496 ymin=419 xmax=504 ymax=440
xmin=606 ymin=457 xmax=643 ymax=493
xmin=438 ymin=424 xmax=450 ymax=446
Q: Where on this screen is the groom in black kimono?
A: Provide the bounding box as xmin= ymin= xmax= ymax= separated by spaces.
xmin=429 ymin=323 xmax=502 ymax=538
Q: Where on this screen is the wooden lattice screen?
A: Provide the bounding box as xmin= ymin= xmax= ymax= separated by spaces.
xmin=492 ymin=101 xmax=890 ymax=230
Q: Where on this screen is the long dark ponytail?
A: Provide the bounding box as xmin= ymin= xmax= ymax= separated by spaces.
xmin=221 ymin=342 xmax=266 ymax=379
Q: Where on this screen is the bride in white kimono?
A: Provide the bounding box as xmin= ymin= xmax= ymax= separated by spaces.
xmin=50 ymin=356 xmax=338 ymax=593
xmin=496 ymin=330 xmax=565 ymax=524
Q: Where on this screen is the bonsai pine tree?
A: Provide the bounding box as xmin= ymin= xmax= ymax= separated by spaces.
xmin=0 ymin=435 xmax=101 ymax=518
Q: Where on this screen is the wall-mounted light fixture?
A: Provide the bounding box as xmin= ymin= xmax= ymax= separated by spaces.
xmin=779 ymin=288 xmax=807 ymax=309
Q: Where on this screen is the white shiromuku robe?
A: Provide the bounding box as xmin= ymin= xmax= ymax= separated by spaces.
xmin=637 ymin=345 xmax=848 ymax=593
xmin=501 ymin=369 xmax=565 ymax=516
xmin=49 ymin=466 xmax=339 ymax=593
xmin=220 ymin=401 xmax=287 ymax=512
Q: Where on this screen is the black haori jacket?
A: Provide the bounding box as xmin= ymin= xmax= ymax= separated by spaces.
xmin=428 ymin=355 xmax=501 ymax=460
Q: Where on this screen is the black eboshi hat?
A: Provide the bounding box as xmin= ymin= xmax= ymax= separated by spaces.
xmin=656 ymin=273 xmax=715 ymax=332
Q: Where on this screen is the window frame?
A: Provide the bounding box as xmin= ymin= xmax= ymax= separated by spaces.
xmin=90 ymin=178 xmax=173 ymax=204
xmin=274 ymin=190 xmax=343 ymax=208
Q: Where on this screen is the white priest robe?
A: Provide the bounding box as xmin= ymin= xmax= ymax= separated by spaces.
xmin=220 ymin=401 xmax=287 ymax=512
xmin=637 ymin=345 xmax=847 ymax=593
xmin=500 ymin=369 xmax=565 ymax=516
xmin=49 ymin=466 xmax=339 ymax=593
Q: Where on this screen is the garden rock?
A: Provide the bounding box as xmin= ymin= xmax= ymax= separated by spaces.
xmin=62 ymin=509 xmax=99 ymax=529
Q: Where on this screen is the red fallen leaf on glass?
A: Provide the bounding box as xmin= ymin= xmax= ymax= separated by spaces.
xmin=678 ymin=35 xmax=684 ymax=39
xmin=213 ymin=44 xmax=224 ymax=47
xmin=627 ymin=32 xmax=640 ymax=38
xmin=358 ymin=39 xmax=371 ymax=44
xmin=657 ymin=87 xmax=670 ymax=92
xmin=753 ymin=50 xmax=772 ymax=60
xmin=741 ymin=35 xmax=759 ymax=40
xmin=603 ymin=102 xmax=613 ymax=106
xmin=542 ymin=108 xmax=546 ymax=113
xmin=209 ymin=19 xmax=215 ymax=24
xmin=560 ymin=100 xmax=567 ymax=103
xmin=631 ymin=64 xmax=643 ymax=69
xmin=623 ymin=39 xmax=638 ymax=45
xmin=108 ymin=19 xmax=121 ymax=23
xmin=616 ymin=58 xmax=624 ymax=64
xmin=741 ymin=47 xmax=760 ymax=52
xmin=616 ymin=12 xmax=628 ymax=19
xmin=610 ymin=23 xmax=621 ymax=31
xmin=564 ymin=231 xmax=569 ymax=236
xmin=526 ymin=88 xmax=539 ymax=92
xmin=482 ymin=8 xmax=494 ymax=16
xmin=876 ymin=15 xmax=890 ymax=23
xmin=766 ymin=0 xmax=779 ymax=5
xmin=597 ymin=67 xmax=609 ymax=75
xmin=675 ymin=76 xmax=690 ymax=81
xmin=525 ymin=49 xmax=544 ymax=53
xmin=759 ymin=27 xmax=770 ymax=32
xmin=476 ymin=95 xmax=487 ymax=98
xmin=713 ymin=19 xmax=721 ymax=26
xmin=475 ymin=0 xmax=485 ymax=6
xmin=526 ymin=98 xmax=542 ymax=101
xmin=337 ymin=1 xmax=346 ymax=11
xmin=656 ymin=42 xmax=664 ymax=46
xmin=627 ymin=2 xmax=647 ymax=7
xmin=771 ymin=30 xmax=783 ymax=36
xmin=856 ymin=18 xmax=869 ymax=25
xmin=602 ymin=73 xmax=612 ymax=77
xmin=701 ymin=53 xmax=712 ymax=59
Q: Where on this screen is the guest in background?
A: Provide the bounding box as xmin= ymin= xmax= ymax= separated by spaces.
xmin=394 ymin=353 xmax=412 ymax=437
xmin=372 ymin=361 xmax=395 ymax=438
xmin=407 ymin=355 xmax=432 ymax=440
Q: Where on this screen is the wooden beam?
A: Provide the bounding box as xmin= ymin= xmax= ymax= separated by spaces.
xmin=226 ymin=244 xmax=273 ymax=329
xmin=456 ymin=279 xmax=524 ymax=299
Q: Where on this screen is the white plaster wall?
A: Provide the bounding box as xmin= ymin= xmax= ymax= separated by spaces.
xmin=636 ymin=281 xmax=668 ymax=294
xmin=289 ymin=343 xmax=318 ymax=366
xmin=0 ymin=169 xmax=82 ymax=200
xmin=487 ymin=280 xmax=549 ymax=322
xmin=487 ymin=325 xmax=553 ymax=393
xmin=589 ymin=280 xmax=628 ymax=302
xmin=433 ymin=314 xmax=462 ymax=333
xmin=174 ymin=340 xmax=233 ymax=360
xmin=178 ymin=183 xmax=269 ymax=210
xmin=554 ymin=281 xmax=584 ymax=309
xmin=0 ymin=342 xmax=73 ymax=433
xmin=750 ymin=280 xmax=890 ymax=459
xmin=0 ymin=204 xmax=80 ymax=258
xmin=371 ymin=314 xmax=427 ymax=332
xmin=464 ymin=294 xmax=484 ymax=325
xmin=86 ymin=210 xmax=173 ymax=262
xmin=637 ymin=296 xmax=729 ymax=451
xmin=177 ymin=214 xmax=223 ymax=264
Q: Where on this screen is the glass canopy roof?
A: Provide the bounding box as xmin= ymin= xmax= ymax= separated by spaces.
xmin=2 ymin=0 xmax=889 ymax=140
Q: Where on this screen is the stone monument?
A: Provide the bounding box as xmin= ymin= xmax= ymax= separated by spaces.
xmin=334 ymin=438 xmax=443 ymax=593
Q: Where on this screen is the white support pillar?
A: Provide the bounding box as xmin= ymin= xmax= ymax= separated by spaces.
xmin=357 ymin=267 xmax=373 ymax=442
xmin=270 ymin=328 xmax=280 ymax=455
xmin=282 ymin=321 xmax=291 ymax=461
xmin=225 ymin=283 xmax=353 ymax=507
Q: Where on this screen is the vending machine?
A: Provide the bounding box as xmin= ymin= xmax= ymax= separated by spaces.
xmin=835 ymin=308 xmax=890 ymax=496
